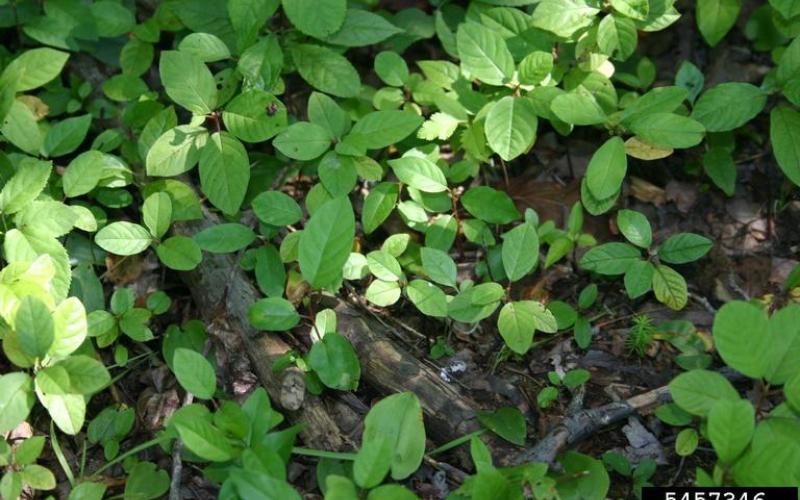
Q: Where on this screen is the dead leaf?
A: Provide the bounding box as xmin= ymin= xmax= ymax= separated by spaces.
xmin=625 ymin=137 xmax=673 ymax=160
xmin=629 ymin=177 xmax=666 ymax=205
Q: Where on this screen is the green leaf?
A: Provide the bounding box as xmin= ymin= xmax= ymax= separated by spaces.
xmin=621 ymin=86 xmax=689 ymax=124
xmin=712 ymin=301 xmax=770 ymax=379
xmin=0 ymin=373 xmax=34 ymax=434
xmin=1 ymin=48 xmax=69 ymax=92
xmin=124 ymin=462 xmax=169 ymax=500
xmin=551 ymin=90 xmax=607 ymax=125
xmin=770 ymin=106 xmax=800 ymax=187
xmin=199 ymin=132 xmax=250 ymax=215
xmin=159 ymin=51 xmax=217 ymax=114
xmin=22 ymin=464 xmax=55 ymax=491
xmin=318 ymin=152 xmax=357 ymax=197
xmin=586 ymin=137 xmax=627 ymax=199
xmin=485 ymin=96 xmax=538 ymax=161
xmin=1 ymin=100 xmax=42 ymax=155
xmin=37 ymin=391 xmax=85 ymax=435
xmin=308 ymin=92 xmax=351 ymax=140
xmin=146 ymin=126 xmax=208 ymax=177
xmin=95 ymin=222 xmax=152 ymax=256
xmin=691 ymin=83 xmax=765 ymax=132
xmin=273 ymin=122 xmax=331 ymax=161
xmin=610 ymin=0 xmax=649 ymax=20
xmin=362 ymin=183 xmax=399 ymax=234
xmin=597 ymin=14 xmax=637 ymax=60
xmin=63 ymin=151 xmax=127 ymax=198
xmin=156 ymin=236 xmax=202 ymax=271
xmin=41 ymin=114 xmax=91 ymax=158
xmin=120 ymin=39 xmax=154 ymax=76
xmin=696 ymin=0 xmax=741 ymax=47
xmin=703 ymin=148 xmax=736 ymax=196
xmin=282 ymin=0 xmax=345 ymax=38
xmin=356 ymin=392 xmax=425 ymax=484
xmin=388 ymin=156 xmax=447 ymax=193
xmin=178 ymin=32 xmax=231 ymax=62
xmin=579 ymin=242 xmax=641 ymax=275
xmin=478 ymin=407 xmax=527 ymax=446
xmin=58 ymin=355 xmax=110 ymax=394
xmin=421 ymin=247 xmax=457 ymax=287
xmin=501 ymin=223 xmax=539 ymax=282
xmin=668 ymin=369 xmax=739 ymax=416
xmin=174 ymin=418 xmax=236 ymax=461
xmin=616 ymin=209 xmax=652 ymax=248
xmin=365 ymin=280 xmax=402 ymax=307
xmin=248 ymin=297 xmax=300 ymax=331
xmin=367 ymin=250 xmax=403 ymax=282
xmin=708 ymin=399 xmax=754 ymax=463
xmin=49 ymin=297 xmax=88 ymax=359
xmin=460 ymin=186 xmax=520 ymax=224
xmin=228 ymin=0 xmax=280 ymax=52
xmin=624 ymin=260 xmax=654 ymax=299
xmin=290 ymin=44 xmax=360 ymax=98
xmin=786 ymin=371 xmax=800 ymax=413
xmin=325 ymin=9 xmax=404 ymax=47
xmin=15 ymin=296 xmax=54 ymax=359
xmin=0 ymin=158 xmax=51 ymax=214
xmin=299 ymin=197 xmax=355 ymax=289
xmin=308 ymin=332 xmax=360 ymax=390
xmin=658 ymin=233 xmax=712 ymax=264
xmin=173 ymin=348 xmax=217 ymax=399
xmin=68 ymin=482 xmax=107 ymax=500
xmin=531 ymin=0 xmax=599 ymax=38
xmin=629 ymin=113 xmax=705 ymax=149
xmin=374 ymin=51 xmax=409 ymax=86
xmin=675 ymin=428 xmax=698 ymax=456
xmin=194 ymin=223 xmax=256 ymax=253
xmin=764 ymin=304 xmax=800 ymax=385
xmin=346 ymin=111 xmax=422 ymax=150
xmin=405 ymin=280 xmax=447 ymax=317
xmin=498 ymin=300 xmax=555 ymax=354
xmin=142 ymin=192 xmax=173 ymax=240
xmin=456 ymin=22 xmax=514 ymax=85
xmin=223 ymin=90 xmax=287 ymax=143
xmin=651 ymin=264 xmax=687 ymax=310
xmin=252 ymin=190 xmax=303 ymax=227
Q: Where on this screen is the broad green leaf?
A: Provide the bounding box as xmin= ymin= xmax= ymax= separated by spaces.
xmin=90 ymin=1 xmax=135 ymax=37
xmin=585 ymin=137 xmax=627 ymax=199
xmin=0 ymin=158 xmax=51 ymax=214
xmin=120 ymin=39 xmax=154 ymax=76
xmin=367 ymin=250 xmax=403 ymax=282
xmin=308 ymin=332 xmax=360 ymax=390
xmin=460 ymin=186 xmax=520 ymax=224
xmin=388 ymin=156 xmax=447 ymax=193
xmin=696 ymin=0 xmax=741 ymax=46
xmin=405 ymin=280 xmax=447 ymax=317
xmin=15 ymin=296 xmax=54 ymax=359
xmin=194 ymin=223 xmax=256 ymax=253
xmin=498 ymin=300 xmax=554 ymax=354
xmin=178 ymin=33 xmax=231 ymax=62
xmin=712 ymin=301 xmax=770 ymax=379
xmin=273 ymin=122 xmax=331 ymax=161
xmin=222 ymin=90 xmax=287 ymax=143
xmin=346 ymin=111 xmax=422 ymax=150
xmin=254 ymin=245 xmax=286 ymax=297
xmin=651 ymin=264 xmax=687 ymax=310
xmin=1 ymin=100 xmax=42 ymax=155
xmin=124 ymin=462 xmax=170 ymax=500
xmin=456 ymin=22 xmax=514 ymax=86
xmin=248 ymin=297 xmax=300 ymax=331
xmin=139 ymin=107 xmax=178 ymax=160
xmin=374 ymin=51 xmax=409 ymax=86
xmin=658 ymin=233 xmax=712 ymax=263
xmin=325 ymin=9 xmax=403 ymax=47
xmin=159 ymin=51 xmax=217 ymax=114
xmin=228 ymin=0 xmax=280 ymax=52
xmin=308 ymin=92 xmax=351 ymax=140
xmin=0 ymin=373 xmax=34 ymax=433
xmin=199 ymin=132 xmax=250 ymax=215
xmin=15 ymin=200 xmax=77 ymax=238
xmin=365 ymin=280 xmax=402 ymax=307
xmin=37 ymin=390 xmax=85 ymax=435
xmin=68 ymin=482 xmax=107 ymax=500
xmin=174 ymin=418 xmax=236 ymax=461
xmin=156 ymin=236 xmax=202 ymax=271
xmin=362 ymin=183 xmax=399 ymax=234
xmin=63 ymin=151 xmax=129 ymax=198
xmin=485 ymin=96 xmax=538 ymax=161
xmin=502 ymin=223 xmax=539 ymax=282
xmin=448 ymin=283 xmax=503 ymax=323
xmin=579 ymin=242 xmax=640 ymax=275
xmin=531 ymin=0 xmax=599 ymax=38
xmin=142 ymin=192 xmax=173 ymax=240
xmin=252 ymin=190 xmax=303 ymax=227
xmin=298 ymin=197 xmax=355 ymax=288
xmin=616 ymin=209 xmax=652 ymax=248
xmin=318 ymin=152 xmax=357 ymax=197
xmin=610 ymin=0 xmax=649 ymax=20
xmin=282 ymin=0 xmax=345 ymax=38
xmin=765 ymin=304 xmax=800 ymax=385
xmin=290 ymin=44 xmax=360 ymax=98
xmin=597 ymin=14 xmax=637 ymax=60
xmin=41 ymin=114 xmax=91 ymax=158
xmin=621 ymin=86 xmax=689 ymax=124
xmin=57 ymin=355 xmax=110 ymax=394
xmin=49 ymin=297 xmax=88 ymax=359
xmin=668 ymin=369 xmax=739 ymax=416
xmin=1 ymin=48 xmax=69 ymax=92
xmin=421 ymin=247 xmax=457 ymax=287
xmin=691 ymin=83 xmax=765 ymax=132
xmin=551 ymin=90 xmax=607 ymax=125
xmin=629 ymin=113 xmax=705 ymax=149
xmin=624 ymin=260 xmax=654 ymax=299
xmin=142 ymin=180 xmax=203 ymax=222
xmin=173 ymin=348 xmax=217 ymax=399
xmin=770 ymin=106 xmax=800 ymax=187
xmin=703 ymin=148 xmax=736 ymax=196
xmin=95 ymin=222 xmax=152 ymax=256
xmin=675 ymin=428 xmax=698 ymax=456
xmin=146 ymin=126 xmax=208 ymax=177
xmin=708 ymin=399 xmax=754 ymax=463
xmin=356 ymin=392 xmax=425 ymax=483
xmin=477 ymin=407 xmax=527 ymax=446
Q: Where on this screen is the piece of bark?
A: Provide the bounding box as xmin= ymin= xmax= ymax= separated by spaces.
xmin=173 ymin=213 xmax=345 ymax=451
xmin=333 ymin=302 xmax=481 ymax=440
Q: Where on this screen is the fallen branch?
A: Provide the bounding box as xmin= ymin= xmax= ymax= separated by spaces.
xmin=512 ymin=385 xmax=671 ymax=465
